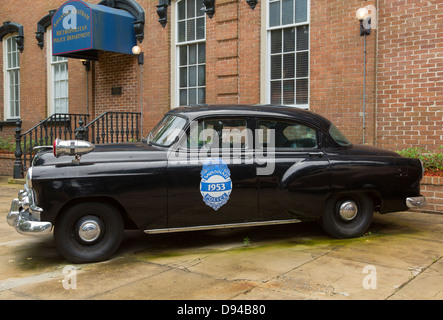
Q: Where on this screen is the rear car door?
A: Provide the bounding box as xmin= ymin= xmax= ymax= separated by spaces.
xmin=255 ymin=118 xmax=331 ymax=221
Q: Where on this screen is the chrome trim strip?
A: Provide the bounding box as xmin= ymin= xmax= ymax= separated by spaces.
xmin=144 ymin=219 xmax=302 ymax=234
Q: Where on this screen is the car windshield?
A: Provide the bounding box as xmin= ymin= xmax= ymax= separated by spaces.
xmin=329 ymin=124 xmax=352 ymax=147
xmin=147 ymin=115 xmax=187 ymax=147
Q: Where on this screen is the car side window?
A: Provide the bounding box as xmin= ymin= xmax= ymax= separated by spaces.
xmin=257 ymin=119 xmax=318 ymax=149
xmin=181 ymin=118 xmax=249 ymax=149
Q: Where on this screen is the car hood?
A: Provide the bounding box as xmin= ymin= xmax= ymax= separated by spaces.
xmin=33 ymin=142 xmax=168 ymax=167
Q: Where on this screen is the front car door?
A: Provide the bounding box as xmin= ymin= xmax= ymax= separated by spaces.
xmin=167 ymin=116 xmax=258 ymax=228
xmin=255 ymin=118 xmax=331 ymax=221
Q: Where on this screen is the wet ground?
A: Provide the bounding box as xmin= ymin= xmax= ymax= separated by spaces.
xmin=1 ymin=177 xmax=442 ymax=301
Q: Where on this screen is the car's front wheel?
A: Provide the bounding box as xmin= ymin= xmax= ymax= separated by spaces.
xmin=320 ymin=193 xmax=373 ymax=239
xmin=54 ymin=202 xmax=124 ymax=263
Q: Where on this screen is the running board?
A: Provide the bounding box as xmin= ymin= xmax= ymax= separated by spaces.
xmin=144 ymin=219 xmax=302 ymax=234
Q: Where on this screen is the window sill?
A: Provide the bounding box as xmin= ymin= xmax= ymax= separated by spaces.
xmin=0 ymin=120 xmax=18 ymax=131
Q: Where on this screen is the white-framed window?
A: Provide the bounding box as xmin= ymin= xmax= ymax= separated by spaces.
xmin=176 ymin=0 xmax=206 ymax=106
xmin=47 ymin=28 xmax=69 ymax=115
xmin=3 ymin=35 xmax=20 ymax=119
xmin=267 ymin=0 xmax=309 ymax=109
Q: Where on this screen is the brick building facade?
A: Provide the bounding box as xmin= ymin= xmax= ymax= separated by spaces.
xmin=0 ymin=0 xmax=441 ymax=153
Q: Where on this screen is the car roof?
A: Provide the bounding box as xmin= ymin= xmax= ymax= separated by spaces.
xmin=167 ymin=104 xmax=332 ymax=132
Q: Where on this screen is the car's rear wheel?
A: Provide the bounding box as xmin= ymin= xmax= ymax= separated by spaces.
xmin=320 ymin=193 xmax=373 ymax=238
xmin=54 ymin=202 xmax=124 ymax=263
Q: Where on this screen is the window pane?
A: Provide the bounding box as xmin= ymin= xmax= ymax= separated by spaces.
xmin=198 ymin=65 xmax=205 ymax=86
xmin=180 ymin=46 xmax=187 ymax=66
xmin=269 ymin=1 xmax=280 ymax=27
xmin=187 ymin=19 xmax=195 ymax=41
xmin=282 ymin=0 xmax=294 ymax=25
xmin=270 ymin=30 xmax=282 ymax=54
xmin=11 ymin=37 xmax=16 ymax=53
xmin=198 ymin=88 xmax=206 ymax=104
xmin=295 ymin=0 xmax=308 ymax=23
xmin=197 ymin=1 xmax=205 ymax=16
xmin=180 ymin=89 xmax=187 ymax=105
xmin=189 ymin=88 xmax=197 ymax=104
xmin=198 ymin=43 xmax=206 ymax=63
xmin=178 ymin=0 xmax=185 ymax=20
xmin=7 ymin=51 xmax=12 ymax=69
xmin=296 ymin=78 xmax=309 ymax=104
xmin=196 ymin=17 xmax=205 ymax=40
xmin=297 ymin=25 xmax=309 ymax=51
xmin=178 ymin=21 xmax=186 ymax=42
xmin=9 ymin=72 xmax=15 ymax=96
xmin=296 ymin=51 xmax=309 ymax=78
xmin=187 ymin=0 xmax=195 ymax=18
xmin=14 ymin=101 xmax=20 ymax=118
xmin=270 ymin=81 xmax=282 ymax=104
xmin=283 ymin=80 xmax=294 ymax=104
xmin=189 ymin=66 xmax=197 ymax=87
xmin=283 ymin=28 xmax=295 ymax=52
xmin=180 ymin=67 xmax=187 ymax=87
xmin=189 ymin=44 xmax=197 ymax=64
xmin=271 ymin=55 xmax=282 ymax=80
xmin=283 ymin=53 xmax=295 ymax=79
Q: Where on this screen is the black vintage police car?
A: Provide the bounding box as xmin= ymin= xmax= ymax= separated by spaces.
xmin=7 ymin=105 xmax=426 ymax=263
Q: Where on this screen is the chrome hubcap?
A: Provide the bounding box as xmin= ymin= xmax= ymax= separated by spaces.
xmin=78 ymin=220 xmax=101 ymax=242
xmin=339 ymin=201 xmax=358 ymax=221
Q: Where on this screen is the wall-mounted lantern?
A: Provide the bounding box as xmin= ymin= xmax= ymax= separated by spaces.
xmin=356 ymin=7 xmax=371 ymax=36
xmin=132 ymin=45 xmax=144 ymax=65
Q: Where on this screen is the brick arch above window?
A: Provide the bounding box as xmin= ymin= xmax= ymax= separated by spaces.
xmin=0 ymin=21 xmax=24 ymax=53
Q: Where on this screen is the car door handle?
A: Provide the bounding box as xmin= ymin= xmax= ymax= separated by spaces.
xmin=309 ymin=152 xmax=324 ymax=158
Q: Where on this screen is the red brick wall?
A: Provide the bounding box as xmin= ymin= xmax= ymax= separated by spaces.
xmin=376 ymin=0 xmax=443 ymax=153
xmin=0 ymin=0 xmax=441 ymax=150
xmin=310 ymin=0 xmax=377 ymax=145
xmin=0 ymin=153 xmax=14 ymax=176
xmin=414 ymin=176 xmax=443 ymax=214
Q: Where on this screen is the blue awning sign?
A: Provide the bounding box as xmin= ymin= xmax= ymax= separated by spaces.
xmin=52 ymin=0 xmax=136 ymax=59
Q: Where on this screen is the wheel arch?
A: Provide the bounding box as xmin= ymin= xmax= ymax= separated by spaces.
xmin=324 ymin=189 xmax=381 ymax=214
xmin=55 ymin=196 xmax=138 ymax=230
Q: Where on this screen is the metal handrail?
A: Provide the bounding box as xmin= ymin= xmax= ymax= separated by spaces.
xmin=20 ymin=113 xmax=90 ymax=172
xmin=84 ymin=111 xmax=141 ymax=144
xmin=13 ymin=111 xmax=142 ymax=178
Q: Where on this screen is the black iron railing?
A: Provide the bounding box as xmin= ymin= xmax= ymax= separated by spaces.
xmin=83 ymin=111 xmax=141 ymax=144
xmin=13 ymin=111 xmax=142 ymax=178
xmin=15 ymin=114 xmax=90 ymax=176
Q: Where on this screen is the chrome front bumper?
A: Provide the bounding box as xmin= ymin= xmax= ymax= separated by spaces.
xmin=406 ymin=196 xmax=427 ymax=209
xmin=6 ymin=185 xmax=52 ymax=235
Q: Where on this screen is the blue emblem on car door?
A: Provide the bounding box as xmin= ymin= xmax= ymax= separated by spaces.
xmin=200 ymin=158 xmax=232 ymax=211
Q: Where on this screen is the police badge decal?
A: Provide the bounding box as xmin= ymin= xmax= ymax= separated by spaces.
xmin=200 ymin=158 xmax=232 ymax=211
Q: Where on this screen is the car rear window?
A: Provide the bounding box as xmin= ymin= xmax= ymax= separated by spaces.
xmin=329 ymin=124 xmax=352 ymax=147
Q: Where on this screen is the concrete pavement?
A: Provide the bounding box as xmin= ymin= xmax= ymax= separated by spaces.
xmin=0 ymin=176 xmax=442 ymax=301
